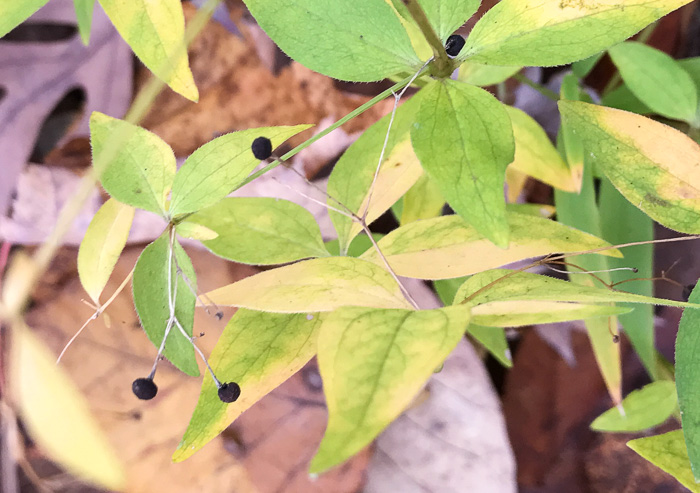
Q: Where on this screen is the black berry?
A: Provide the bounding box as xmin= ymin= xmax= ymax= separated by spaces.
xmin=445 ymin=35 xmax=465 ymax=57
xmin=218 ymin=382 xmax=241 ymax=403
xmin=251 ymin=137 xmax=273 ymax=160
xmin=132 ymin=377 xmax=158 ymax=400
xmin=612 ymin=334 xmax=620 ymax=344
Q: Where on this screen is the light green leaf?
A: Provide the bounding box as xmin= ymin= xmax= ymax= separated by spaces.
xmin=559 ymin=101 xmax=700 ymax=234
xmin=310 ymin=304 xmax=471 ymax=473
xmin=461 ymin=0 xmax=693 ymax=67
xmin=78 ymin=198 xmax=134 ymax=305
xmin=600 ymin=178 xmax=656 ymax=378
xmin=90 ymin=112 xmax=175 ymax=216
xmin=175 ymin=222 xmax=218 ymax=241
xmin=592 ymin=381 xmax=677 ymax=432
xmin=0 ymin=0 xmax=49 ymax=38
xmin=679 ymin=57 xmax=700 ymax=95
xmin=133 ymin=235 xmax=199 ymax=376
xmin=412 ymin=79 xmax=515 ymax=247
xmin=11 ymin=327 xmax=125 ymax=490
xmin=506 ymin=105 xmax=577 ymax=193
xmin=628 ymin=431 xmax=700 ymax=492
xmin=329 ymin=93 xmax=423 ymax=253
xmin=458 ymin=61 xmax=521 ymax=87
xmin=174 ymin=310 xmax=323 ymax=462
xmin=676 ymin=283 xmax=700 ymax=480
xmin=471 ymin=301 xmax=629 ymax=327
xmin=452 ymin=269 xmax=694 ymax=309
xmin=601 ymin=83 xmax=653 ymax=115
xmin=170 ymin=125 xmax=312 ymax=215
xmin=360 ymin=212 xmax=620 ymax=280
xmin=417 ymin=0 xmax=480 ymax=41
xmin=560 ymin=73 xmax=585 ymax=186
xmin=98 ymin=0 xmax=197 ymax=100
xmin=434 ymin=277 xmax=468 ymax=306
xmin=73 ymin=0 xmax=96 ymax=45
xmin=205 ymin=257 xmax=413 ymax=312
xmin=400 ymin=174 xmax=445 ymax=225
xmin=243 ymin=0 xmax=420 ymax=82
xmin=188 ymin=197 xmax=327 ymax=265
xmin=506 ymin=203 xmax=555 ymax=218
xmin=467 ymin=325 xmax=512 ymax=368
xmin=609 ymin=41 xmax=697 ymax=123
xmin=572 ymin=52 xmax=604 ymax=79
xmin=324 ymin=233 xmax=384 ymax=258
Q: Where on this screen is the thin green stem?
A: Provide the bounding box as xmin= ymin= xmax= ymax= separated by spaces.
xmin=402 ymin=0 xmax=453 ymax=77
xmin=513 ymin=73 xmax=559 ymax=102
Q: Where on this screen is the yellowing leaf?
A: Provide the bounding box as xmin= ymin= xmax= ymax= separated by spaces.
xmin=78 ymin=198 xmax=134 ymax=305
xmin=98 ymin=0 xmax=198 ymax=100
xmin=175 ymin=222 xmax=218 ymax=241
xmin=169 ymin=125 xmax=313 ymax=215
xmin=628 ymin=431 xmax=700 ymax=492
xmin=506 ymin=106 xmax=577 ymax=193
xmin=400 ymin=173 xmax=445 ymax=225
xmin=461 ymin=0 xmax=694 ymax=67
xmin=592 ymin=381 xmax=677 ymax=432
xmin=471 ymin=300 xmax=629 ymax=327
xmin=559 ymin=101 xmax=700 ymax=233
xmin=11 ymin=327 xmax=125 ymax=490
xmin=360 ymin=212 xmax=620 ymax=280
xmin=205 ymin=257 xmax=413 ymax=312
xmin=310 ymin=305 xmax=471 ymax=473
xmin=174 ymin=310 xmax=323 ymax=462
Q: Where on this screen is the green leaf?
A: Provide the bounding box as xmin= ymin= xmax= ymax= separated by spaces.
xmin=11 ymin=327 xmax=125 ymax=490
xmin=506 ymin=105 xmax=577 ymax=193
xmin=328 ymin=93 xmax=423 ymax=252
xmin=609 ymin=42 xmax=698 ymax=123
xmin=188 ymin=197 xmax=327 ymax=265
xmin=572 ymin=52 xmax=604 ymax=79
xmin=360 ymin=212 xmax=620 ymax=280
xmin=679 ymin=57 xmax=700 ymax=93
xmin=461 ymin=0 xmax=693 ymax=67
xmin=73 ymin=0 xmax=96 ymax=45
xmin=0 ymin=0 xmax=50 ymax=38
xmin=434 ymin=277 xmax=468 ymax=306
xmin=169 ymin=125 xmax=312 ymax=215
xmin=174 ymin=309 xmax=323 ymax=462
xmin=132 ymin=235 xmax=199 ymax=376
xmin=457 ymin=61 xmax=521 ymax=87
xmin=324 ymin=233 xmax=384 ymax=258
xmin=399 ymin=174 xmax=445 ymax=225
xmin=467 ymin=325 xmax=512 ymax=368
xmin=591 ymin=381 xmax=677 ymax=432
xmin=78 ymin=198 xmax=134 ymax=306
xmin=98 ymin=0 xmax=198 ymax=100
xmin=559 ymin=101 xmax=700 ymax=234
xmin=676 ymin=283 xmax=700 ymax=480
xmin=416 ymin=0 xmax=480 ymax=41
xmin=205 ymin=257 xmax=413 ymax=312
xmin=600 ymin=178 xmax=656 ymax=378
xmin=453 ymin=269 xmax=694 ymax=310
xmin=90 ymin=112 xmax=175 ymax=216
xmin=310 ymin=304 xmax=471 ymax=473
xmin=601 ymin=83 xmax=653 ymax=115
xmin=412 ymin=80 xmax=515 ymax=247
xmin=242 ymin=0 xmax=420 ymax=82
xmin=628 ymin=431 xmax=700 ymax=492
xmin=471 ymin=301 xmax=629 ymax=327
xmin=559 ymin=74 xmax=585 ymax=185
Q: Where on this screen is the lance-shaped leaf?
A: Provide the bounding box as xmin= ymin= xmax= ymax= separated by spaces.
xmin=506 ymin=105 xmax=577 ymax=193
xmin=591 ymin=381 xmax=677 ymax=432
xmin=676 ymin=283 xmax=700 ymax=480
xmin=328 ymin=93 xmax=423 ymax=253
xmin=0 ymin=0 xmax=50 ymax=37
xmin=242 ymin=0 xmax=420 ymax=82
xmin=360 ymin=212 xmax=620 ymax=280
xmin=74 ymin=0 xmax=96 ymax=44
xmin=458 ymin=61 xmax=521 ymax=87
xmin=169 ymin=125 xmax=312 ymax=215
xmin=174 ymin=222 xmax=218 ymax=241
xmin=467 ymin=325 xmax=512 ymax=368
xmin=205 ymin=257 xmax=413 ymax=312
xmin=461 ymin=0 xmax=693 ymax=67
xmin=628 ymin=431 xmax=700 ymax=492
xmin=412 ymin=80 xmax=515 ymax=247
xmin=399 ymin=174 xmax=445 ymax=225
xmin=559 ymin=101 xmax=700 ymax=234
xmin=188 ymin=197 xmax=328 ymax=264
xmin=416 ymin=0 xmax=480 ymax=41
xmin=90 ymin=112 xmax=175 ymax=216
xmin=471 ymin=301 xmax=629 ymax=327
xmin=11 ymin=327 xmax=125 ymax=490
xmin=453 ymin=269 xmax=694 ymax=309
xmin=601 ymin=83 xmax=653 ymax=115
xmin=98 ymin=0 xmax=197 ymax=100
xmin=133 ymin=235 xmax=199 ymax=376
xmin=310 ymin=305 xmax=471 ymax=473
xmin=609 ymin=42 xmax=698 ymax=124
xmin=78 ymin=198 xmax=134 ymax=305
xmin=174 ymin=310 xmax=323 ymax=462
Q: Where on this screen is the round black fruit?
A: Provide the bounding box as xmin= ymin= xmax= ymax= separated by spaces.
xmin=132 ymin=377 xmax=158 ymax=400
xmin=218 ymin=382 xmax=241 ymax=403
